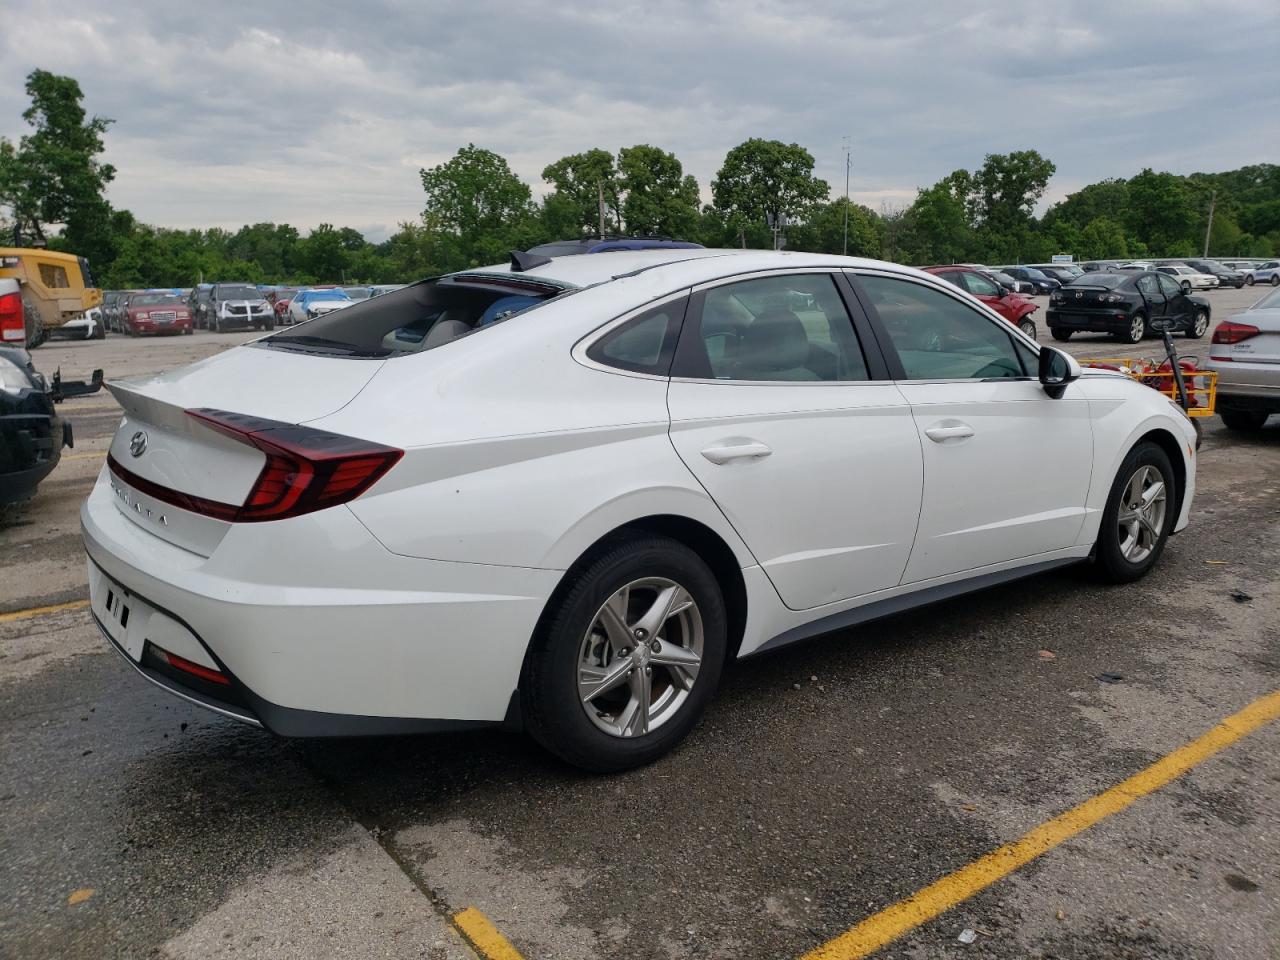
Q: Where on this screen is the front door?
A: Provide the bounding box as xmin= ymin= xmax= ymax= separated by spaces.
xmin=666 ymin=271 xmax=924 ymax=611
xmin=1135 ymin=273 xmax=1168 ymax=328
xmin=852 ymin=272 xmax=1094 ymax=584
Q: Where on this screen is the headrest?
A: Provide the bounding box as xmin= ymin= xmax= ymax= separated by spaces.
xmin=736 ymin=310 xmax=810 ymax=372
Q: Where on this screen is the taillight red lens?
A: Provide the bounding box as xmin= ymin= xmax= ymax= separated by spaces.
xmin=1211 ymin=321 xmax=1260 ymax=345
xmin=107 ymin=410 xmax=402 ymax=523
xmin=0 ymin=291 xmax=24 ymax=342
xmin=163 ymin=649 xmax=230 ymax=685
xmin=186 ymin=409 xmax=403 ymax=522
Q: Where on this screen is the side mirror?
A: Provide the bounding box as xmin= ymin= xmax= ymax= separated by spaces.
xmin=1038 ymin=346 xmax=1080 ymax=398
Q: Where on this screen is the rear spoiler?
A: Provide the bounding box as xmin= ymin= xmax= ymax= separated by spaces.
xmin=50 ymin=367 xmax=104 ymax=403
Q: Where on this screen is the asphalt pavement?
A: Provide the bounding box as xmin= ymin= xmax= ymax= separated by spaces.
xmin=2 ymin=285 xmax=1277 ymax=959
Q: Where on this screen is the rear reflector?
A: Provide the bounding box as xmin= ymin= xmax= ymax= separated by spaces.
xmin=162 ymin=649 xmax=230 ymax=685
xmin=1211 ymin=321 xmax=1260 ymax=345
xmin=107 ymin=410 xmax=402 ymax=523
xmin=0 ymin=291 xmax=24 ymax=343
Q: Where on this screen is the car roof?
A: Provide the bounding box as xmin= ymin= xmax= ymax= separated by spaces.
xmin=467 ymin=248 xmax=913 ymax=290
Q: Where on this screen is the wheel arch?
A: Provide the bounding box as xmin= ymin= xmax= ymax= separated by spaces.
xmin=1132 ymin=427 xmax=1188 ymax=524
xmin=534 ymin=514 xmax=750 ymax=664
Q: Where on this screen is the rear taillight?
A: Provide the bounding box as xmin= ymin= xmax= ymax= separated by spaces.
xmin=162 ymin=649 xmax=230 ymax=685
xmin=1211 ymin=321 xmax=1260 ymax=345
xmin=0 ymin=291 xmax=25 ymax=343
xmin=108 ymin=410 xmax=402 ymax=523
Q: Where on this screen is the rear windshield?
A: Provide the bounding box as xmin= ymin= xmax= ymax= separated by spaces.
xmin=259 ymin=275 xmax=568 ymax=358
xmin=217 ymin=285 xmax=261 ymax=300
xmin=1070 ymin=274 xmax=1125 ymax=288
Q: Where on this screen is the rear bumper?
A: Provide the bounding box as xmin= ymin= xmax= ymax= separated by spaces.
xmin=80 ymin=471 xmax=559 ymax=734
xmin=1046 ymin=309 xmax=1130 ymax=333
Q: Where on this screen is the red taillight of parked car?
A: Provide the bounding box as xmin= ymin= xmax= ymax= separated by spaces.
xmin=0 ymin=290 xmax=25 ymax=343
xmin=1211 ymin=321 xmax=1260 ymax=345
xmin=108 ymin=410 xmax=402 ymax=523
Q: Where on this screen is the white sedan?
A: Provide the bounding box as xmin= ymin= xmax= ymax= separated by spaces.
xmin=1157 ymin=264 xmax=1218 ymax=292
xmin=81 ymin=249 xmax=1197 ymax=771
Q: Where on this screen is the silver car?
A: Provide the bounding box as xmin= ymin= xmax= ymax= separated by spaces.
xmin=1206 ymin=286 xmax=1280 ymax=430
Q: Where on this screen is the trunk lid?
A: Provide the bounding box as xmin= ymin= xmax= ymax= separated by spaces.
xmin=104 ymin=345 xmax=384 ymax=555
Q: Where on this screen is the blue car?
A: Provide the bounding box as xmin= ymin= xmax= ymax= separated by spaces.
xmin=287 ymin=288 xmax=353 ymax=324
xmin=1000 ymin=266 xmax=1061 ymax=295
xmin=527 ymin=237 xmax=704 ymax=258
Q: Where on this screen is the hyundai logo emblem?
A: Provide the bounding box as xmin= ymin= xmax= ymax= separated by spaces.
xmin=129 ymin=431 xmax=148 ymax=458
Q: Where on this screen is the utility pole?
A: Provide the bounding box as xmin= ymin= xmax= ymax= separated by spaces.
xmin=1202 ymin=190 xmax=1216 ymax=257
xmin=841 ymin=136 xmax=851 ymax=256
xmin=598 ymin=181 xmax=606 ymax=238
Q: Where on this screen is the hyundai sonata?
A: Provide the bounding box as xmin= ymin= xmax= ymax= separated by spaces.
xmin=82 ymin=249 xmax=1197 ymax=771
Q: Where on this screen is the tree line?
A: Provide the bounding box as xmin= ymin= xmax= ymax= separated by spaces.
xmin=2 ymin=70 xmax=1277 ymax=290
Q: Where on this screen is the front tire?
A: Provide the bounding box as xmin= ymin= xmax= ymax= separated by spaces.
xmin=1271 ymin=275 xmax=1279 ymax=287
xmin=1094 ymin=442 xmax=1176 ymax=584
xmin=1018 ymin=319 xmax=1036 ymax=339
xmin=1220 ymin=409 xmax=1269 ymax=431
xmin=522 ymin=535 xmax=727 ymax=772
xmin=1050 ymin=327 xmax=1072 ymax=342
xmin=1186 ymin=310 xmax=1209 ymax=339
xmin=1122 ymin=311 xmax=1146 ymax=344
xmin=1245 ymin=275 xmax=1255 ymax=286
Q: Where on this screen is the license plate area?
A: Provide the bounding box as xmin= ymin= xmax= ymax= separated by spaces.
xmin=89 ymin=563 xmax=154 ymax=662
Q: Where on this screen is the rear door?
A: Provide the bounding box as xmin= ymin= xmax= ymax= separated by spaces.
xmin=1135 ymin=273 xmax=1167 ymax=326
xmin=851 ymin=271 xmax=1093 ymax=584
xmin=1156 ymin=273 xmax=1192 ymax=327
xmin=666 ymin=271 xmax=923 ymax=611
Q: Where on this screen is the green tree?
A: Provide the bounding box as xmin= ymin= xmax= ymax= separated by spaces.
xmin=0 ymin=69 xmax=116 ymax=266
xmin=969 ymin=150 xmax=1056 ymax=262
xmin=1124 ymin=168 xmax=1197 ymax=254
xmin=420 ymin=144 xmax=536 ymax=269
xmin=1076 ymin=217 xmax=1129 ymax=261
xmin=899 ymin=172 xmax=973 ymax=264
xmin=540 ymin=148 xmax=620 ymax=235
xmin=616 ymin=144 xmax=700 ymax=237
xmin=296 ymin=223 xmax=351 ymax=282
xmin=787 ymin=198 xmax=881 ymax=258
xmin=712 ymin=139 xmax=829 ymax=247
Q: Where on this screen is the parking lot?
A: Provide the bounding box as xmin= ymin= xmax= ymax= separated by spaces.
xmin=2 ymin=282 xmax=1278 ymax=960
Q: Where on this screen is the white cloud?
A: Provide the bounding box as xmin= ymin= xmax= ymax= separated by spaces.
xmin=2 ymin=0 xmax=1277 ymax=238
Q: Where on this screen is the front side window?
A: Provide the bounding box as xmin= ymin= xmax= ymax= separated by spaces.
xmin=961 ymin=272 xmax=1000 ymax=298
xmin=677 ymin=274 xmax=869 ymax=382
xmin=1136 ymin=275 xmax=1160 ymax=298
xmin=587 ymin=299 xmax=685 ymax=375
xmin=859 ymin=275 xmax=1026 ymax=381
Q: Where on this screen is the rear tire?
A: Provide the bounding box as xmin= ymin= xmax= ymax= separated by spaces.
xmin=1245 ymin=275 xmax=1255 ymax=286
xmin=522 ymin=535 xmax=727 ymax=773
xmin=1122 ymin=311 xmax=1146 ymax=344
xmin=1220 ymin=409 xmax=1269 ymax=431
xmin=1050 ymin=328 xmax=1072 ymax=342
xmin=1094 ymin=441 xmax=1176 ymax=584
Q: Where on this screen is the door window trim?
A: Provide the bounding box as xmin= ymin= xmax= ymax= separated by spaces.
xmin=571 ymin=289 xmax=692 ymax=381
xmin=668 ymin=268 xmax=894 ymax=385
xmin=843 ymin=268 xmax=1041 ymax=384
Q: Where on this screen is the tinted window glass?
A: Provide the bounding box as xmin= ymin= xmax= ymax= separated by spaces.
xmin=682 ymin=274 xmax=868 ymax=382
xmin=1136 ymin=275 xmax=1160 ymax=297
xmin=860 ymin=275 xmax=1025 ymax=380
xmin=587 ymin=300 xmax=685 ymax=375
xmin=961 ymin=272 xmax=1000 ymax=297
xmin=1156 ymin=274 xmax=1182 ymax=297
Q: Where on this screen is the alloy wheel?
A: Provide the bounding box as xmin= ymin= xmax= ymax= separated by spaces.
xmin=1128 ymin=315 xmax=1145 ymax=343
xmin=577 ymin=577 xmax=704 ymax=738
xmin=1117 ymin=465 xmax=1167 ymax=564
xmin=1191 ymin=311 xmax=1209 ymax=337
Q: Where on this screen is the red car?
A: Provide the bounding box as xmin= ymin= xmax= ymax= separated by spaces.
xmin=269 ymin=287 xmax=299 ymax=324
xmin=122 ymin=292 xmax=193 ymax=336
xmin=922 ymin=265 xmax=1040 ymax=338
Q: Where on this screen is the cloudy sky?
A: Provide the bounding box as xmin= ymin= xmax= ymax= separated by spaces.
xmin=2 ymin=0 xmax=1278 ymax=241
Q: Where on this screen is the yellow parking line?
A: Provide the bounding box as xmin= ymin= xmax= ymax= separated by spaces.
xmin=453 ymin=907 xmax=526 ymax=960
xmin=799 ymin=688 xmax=1280 ymax=960
xmin=0 ymin=599 xmax=90 ymax=624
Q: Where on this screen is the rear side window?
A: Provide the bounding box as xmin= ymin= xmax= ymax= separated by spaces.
xmin=859 ymin=275 xmax=1026 ymax=380
xmin=587 ymin=299 xmax=686 ymax=375
xmin=674 ymin=274 xmax=870 ymax=382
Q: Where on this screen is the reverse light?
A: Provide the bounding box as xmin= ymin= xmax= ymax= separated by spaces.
xmin=1211 ymin=321 xmax=1260 ymax=345
xmin=108 ymin=410 xmax=402 ymax=523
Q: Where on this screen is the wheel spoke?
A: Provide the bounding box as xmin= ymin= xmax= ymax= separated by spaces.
xmin=632 ymin=584 xmax=690 ymax=641
xmin=619 ymin=668 xmax=651 ymax=736
xmin=651 ymin=640 xmax=702 ymax=690
xmin=578 ymin=659 xmax=632 ymax=704
xmin=1139 ymin=512 xmax=1160 ymax=543
xmin=1118 ymin=507 xmax=1139 ymax=525
xmin=597 ymin=589 xmax=632 ymax=651
xmin=1140 ymin=480 xmax=1165 ymax=508
xmin=1126 ymin=471 xmax=1144 ymax=505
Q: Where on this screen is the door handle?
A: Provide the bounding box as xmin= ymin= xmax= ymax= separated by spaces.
xmin=700 ymin=440 xmax=772 ymax=464
xmin=924 ymin=422 xmax=975 ymax=443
